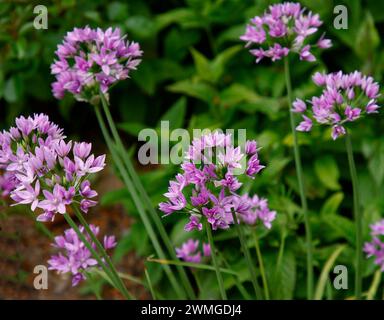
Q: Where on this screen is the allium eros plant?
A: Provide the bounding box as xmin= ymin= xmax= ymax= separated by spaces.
xmin=176 ymin=239 xmax=211 ymax=263
xmin=51 ymin=26 xmax=142 ymax=102
xmin=295 ymin=71 xmax=381 ymax=140
xmin=0 ymin=114 xmax=105 ymax=221
xmin=159 ymin=132 xmax=275 ymax=231
xmin=364 ymin=220 xmax=384 ymax=271
xmin=240 ymin=2 xmax=331 ymax=63
xmin=48 ymin=224 xmax=116 ymax=286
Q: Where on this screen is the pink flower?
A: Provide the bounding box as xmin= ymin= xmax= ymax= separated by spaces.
xmin=241 ymin=2 xmax=331 ymax=63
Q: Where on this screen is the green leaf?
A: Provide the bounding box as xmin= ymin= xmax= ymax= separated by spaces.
xmin=321 ymin=192 xmax=344 ymax=216
xmin=314 ymin=245 xmax=345 ymax=300
xmin=118 ymin=122 xmax=148 ymax=137
xmin=271 ymin=250 xmax=296 ymax=299
xmin=131 ymin=61 xmax=157 ymax=95
xmin=355 ymin=12 xmax=380 ymax=59
xmin=167 ymin=80 xmax=216 ymax=104
xmin=100 ymin=188 xmax=130 ymax=206
xmin=155 ymin=8 xmax=197 ymax=31
xmin=190 ymin=48 xmax=211 ymax=81
xmin=323 ymin=215 xmax=355 ymax=245
xmin=4 ymin=77 xmax=19 ymax=103
xmin=368 ymin=139 xmax=384 ymax=187
xmin=107 ymin=2 xmax=129 ymax=21
xmin=314 ymin=156 xmax=341 ymax=190
xmin=159 ymin=97 xmax=187 ymax=130
xmin=125 ymin=16 xmax=156 ymax=39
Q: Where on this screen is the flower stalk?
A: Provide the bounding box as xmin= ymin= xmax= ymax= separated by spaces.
xmin=205 ymin=220 xmax=227 ymax=300
xmin=232 ymin=211 xmax=262 ymax=299
xmin=345 ymin=130 xmax=362 ymax=299
xmin=94 ymin=104 xmax=190 ymax=299
xmin=284 ymin=57 xmax=313 ymax=299
xmin=63 ymin=212 xmax=133 ymax=299
xmin=98 ymin=92 xmax=196 ymax=299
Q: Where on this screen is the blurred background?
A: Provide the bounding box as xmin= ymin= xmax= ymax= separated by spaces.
xmin=1 ymin=0 xmax=384 ymax=299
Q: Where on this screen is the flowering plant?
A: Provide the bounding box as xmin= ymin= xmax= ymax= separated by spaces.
xmin=159 ymin=132 xmax=275 ymax=231
xmin=51 ymin=27 xmax=142 ymax=102
xmin=240 ymin=2 xmax=331 ymax=63
xmin=48 ymin=224 xmax=117 ymax=286
xmin=175 ymin=239 xmax=211 ymax=263
xmin=364 ymin=220 xmax=384 ymax=271
xmin=0 ymin=114 xmax=105 ymax=221
xmin=295 ymin=71 xmax=380 ymax=140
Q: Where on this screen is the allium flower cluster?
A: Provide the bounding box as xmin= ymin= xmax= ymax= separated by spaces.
xmin=51 ymin=26 xmax=142 ymax=102
xmin=364 ymin=220 xmax=384 ymax=271
xmin=295 ymin=71 xmax=381 ymax=140
xmin=240 ymin=2 xmax=331 ymax=63
xmin=48 ymin=224 xmax=116 ymax=286
xmin=176 ymin=239 xmax=211 ymax=263
xmin=159 ymin=132 xmax=276 ymax=231
xmin=0 ymin=114 xmax=105 ymax=221
xmin=0 ymin=171 xmax=17 ymax=197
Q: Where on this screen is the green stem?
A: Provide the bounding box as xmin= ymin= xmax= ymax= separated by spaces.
xmin=99 ymin=94 xmax=195 ymax=299
xmin=94 ymin=105 xmax=186 ymax=299
xmin=252 ymin=229 xmax=270 ymax=300
xmin=72 ymin=206 xmax=132 ymax=300
xmin=205 ymin=220 xmax=227 ymax=299
xmin=345 ymin=130 xmax=362 ymax=299
xmin=63 ymin=213 xmax=131 ymax=299
xmin=145 ymin=268 xmax=157 ymax=300
xmin=231 ymin=211 xmax=262 ymax=299
xmin=284 ymin=57 xmax=313 ymax=300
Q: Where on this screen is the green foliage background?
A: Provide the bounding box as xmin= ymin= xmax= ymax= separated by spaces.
xmin=1 ymin=0 xmax=384 ymax=299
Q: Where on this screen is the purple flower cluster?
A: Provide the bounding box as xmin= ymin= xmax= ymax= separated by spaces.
xmin=0 ymin=114 xmax=105 ymax=221
xmin=159 ymin=132 xmax=276 ymax=231
xmin=176 ymin=239 xmax=211 ymax=263
xmin=295 ymin=71 xmax=381 ymax=140
xmin=0 ymin=171 xmax=17 ymax=197
xmin=240 ymin=2 xmax=331 ymax=63
xmin=51 ymin=27 xmax=142 ymax=102
xmin=233 ymin=194 xmax=276 ymax=229
xmin=364 ymin=220 xmax=384 ymax=271
xmin=48 ymin=224 xmax=116 ymax=286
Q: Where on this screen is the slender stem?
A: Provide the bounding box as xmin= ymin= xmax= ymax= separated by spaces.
xmin=72 ymin=206 xmax=132 ymax=300
xmin=205 ymin=220 xmax=227 ymax=299
xmin=218 ymin=253 xmax=252 ymax=300
xmin=284 ymin=57 xmax=313 ymax=299
xmin=231 ymin=211 xmax=262 ymax=299
xmin=345 ymin=130 xmax=362 ymax=299
xmin=99 ymin=94 xmax=195 ymax=299
xmin=145 ymin=268 xmax=157 ymax=300
xmin=94 ymin=105 xmax=186 ymax=299
xmin=62 ymin=213 xmax=131 ymax=299
xmin=252 ymin=229 xmax=270 ymax=300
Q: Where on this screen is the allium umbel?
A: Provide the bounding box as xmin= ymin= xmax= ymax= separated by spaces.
xmin=295 ymin=71 xmax=381 ymax=140
xmin=364 ymin=220 xmax=384 ymax=271
xmin=0 ymin=114 xmax=105 ymax=221
xmin=240 ymin=2 xmax=331 ymax=63
xmin=51 ymin=27 xmax=142 ymax=102
xmin=48 ymin=224 xmax=116 ymax=286
xmin=159 ymin=132 xmax=276 ymax=231
xmin=176 ymin=239 xmax=211 ymax=263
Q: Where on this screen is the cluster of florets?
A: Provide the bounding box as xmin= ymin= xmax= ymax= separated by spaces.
xmin=364 ymin=220 xmax=384 ymax=271
xmin=0 ymin=114 xmax=105 ymax=221
xmin=48 ymin=224 xmax=116 ymax=286
xmin=51 ymin=26 xmax=142 ymax=102
xmin=159 ymin=132 xmax=276 ymax=231
xmin=175 ymin=239 xmax=211 ymax=263
xmin=240 ymin=2 xmax=331 ymax=63
xmin=295 ymin=71 xmax=380 ymax=140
